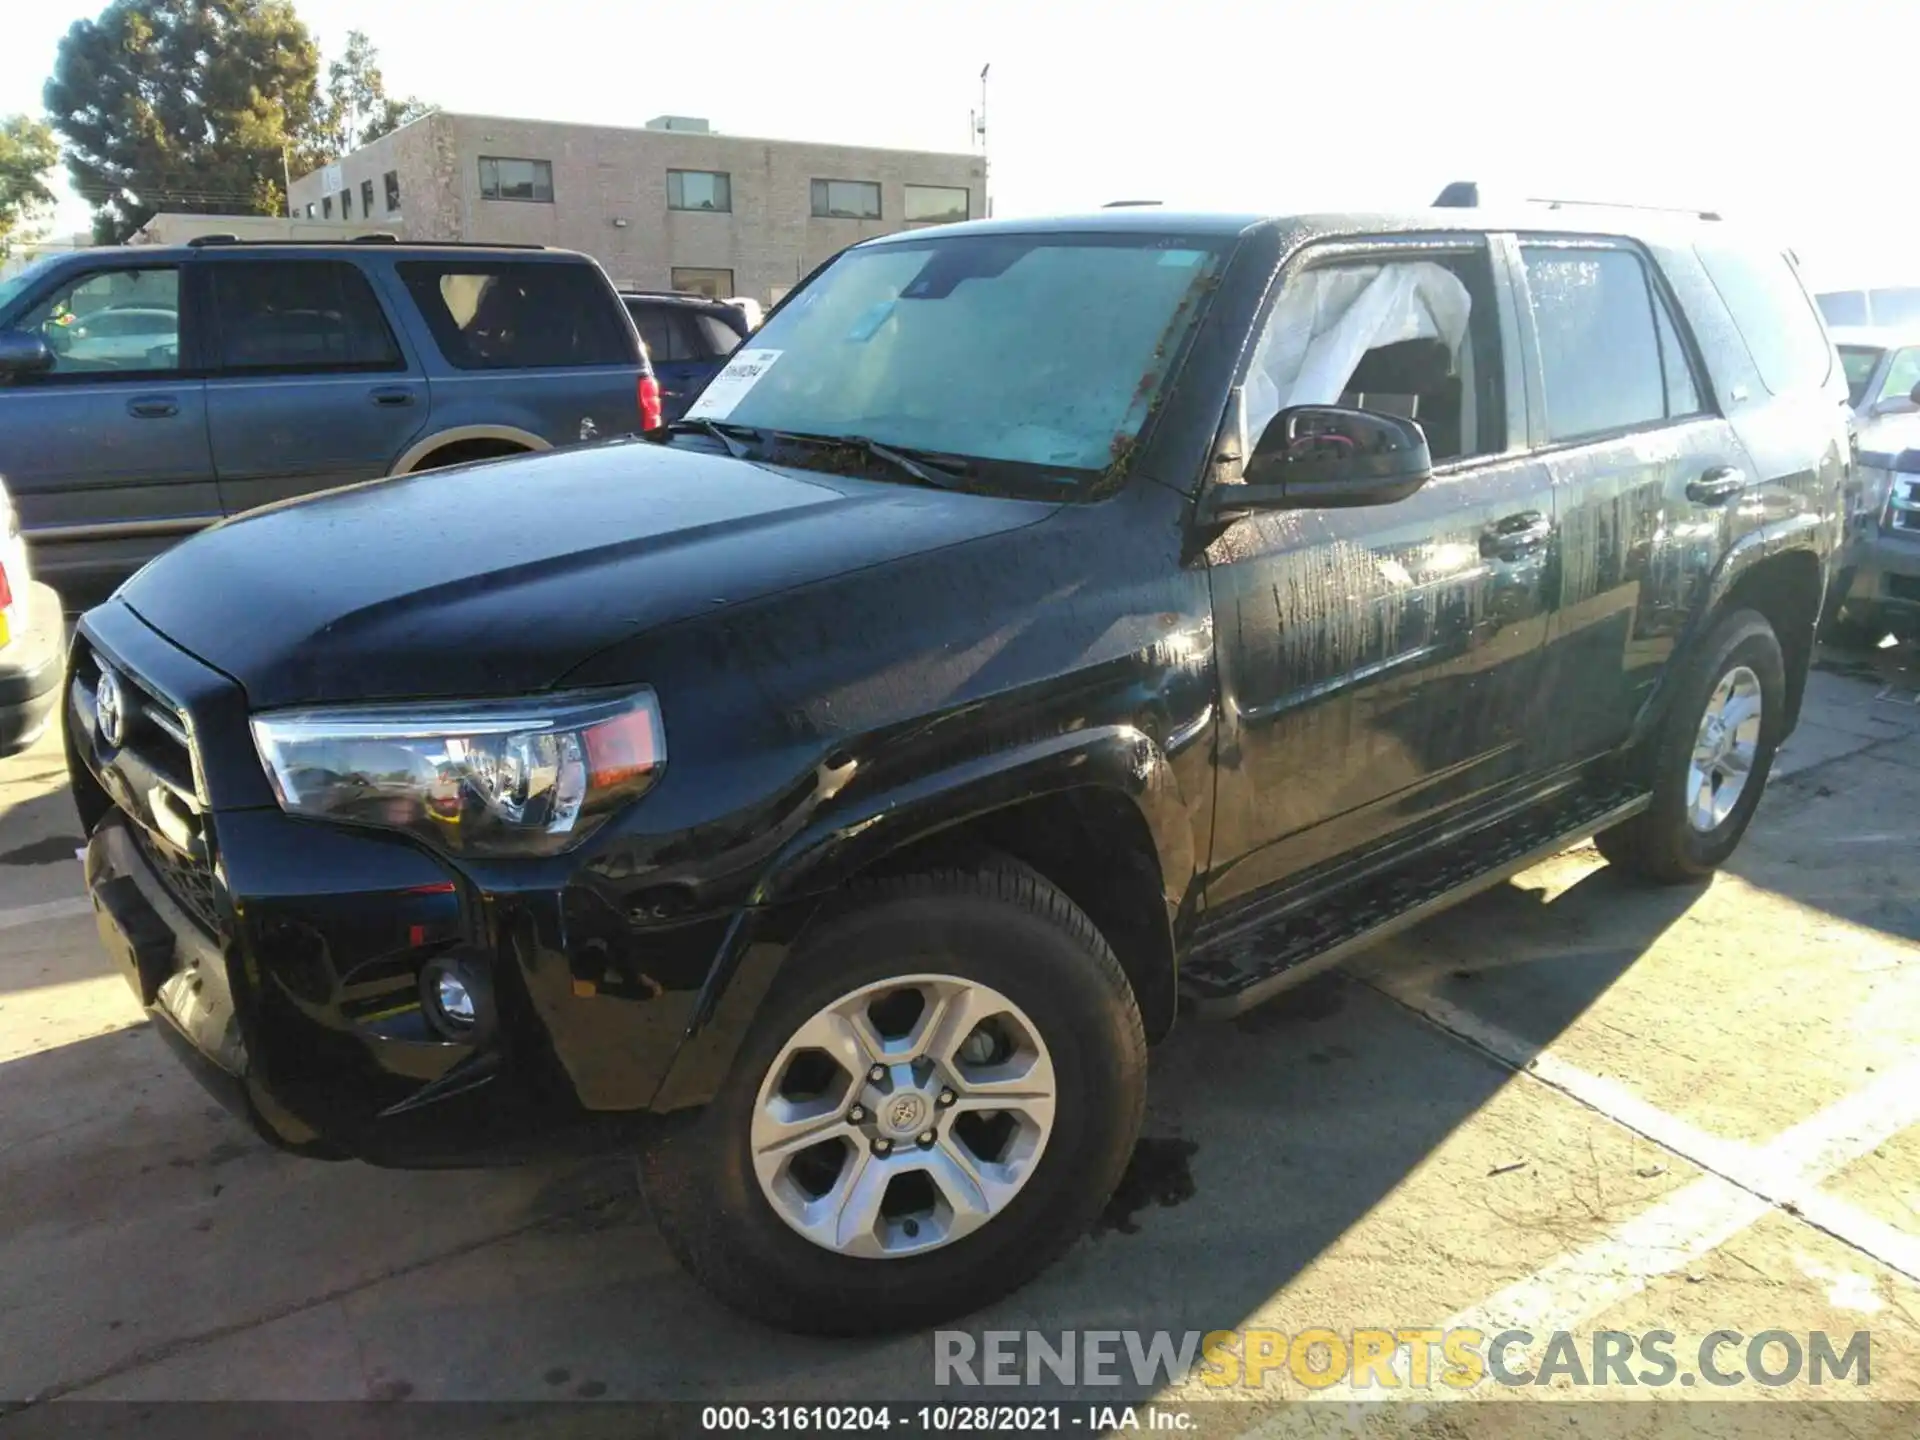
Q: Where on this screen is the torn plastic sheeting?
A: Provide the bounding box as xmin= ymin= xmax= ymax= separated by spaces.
xmin=1244 ymin=262 xmax=1472 ymax=441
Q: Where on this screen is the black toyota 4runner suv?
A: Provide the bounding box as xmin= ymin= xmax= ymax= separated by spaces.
xmin=68 ymin=194 xmax=1847 ymax=1335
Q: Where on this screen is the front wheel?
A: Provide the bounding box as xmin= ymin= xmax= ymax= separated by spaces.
xmin=1595 ymin=607 xmax=1785 ymax=884
xmin=641 ymin=861 xmax=1148 ymax=1335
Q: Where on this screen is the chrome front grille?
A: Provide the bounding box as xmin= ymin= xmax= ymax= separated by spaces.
xmin=72 ymin=638 xmax=221 ymax=935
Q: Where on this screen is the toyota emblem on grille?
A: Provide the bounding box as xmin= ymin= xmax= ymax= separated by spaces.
xmin=95 ymin=667 xmax=126 ymax=749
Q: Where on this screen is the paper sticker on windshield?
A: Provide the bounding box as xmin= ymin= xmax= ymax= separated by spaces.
xmin=686 ymin=349 xmax=783 ymax=419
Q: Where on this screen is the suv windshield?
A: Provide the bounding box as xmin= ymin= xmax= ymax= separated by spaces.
xmin=1840 ymin=345 xmax=1885 ymax=407
xmin=685 ymin=231 xmax=1229 ymax=480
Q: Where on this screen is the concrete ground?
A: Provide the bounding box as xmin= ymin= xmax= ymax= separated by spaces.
xmin=4 ymin=644 xmax=1920 ymax=1434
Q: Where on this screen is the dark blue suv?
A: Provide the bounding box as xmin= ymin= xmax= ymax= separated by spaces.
xmin=621 ymin=290 xmax=748 ymax=422
xmin=0 ymin=239 xmax=653 ymax=609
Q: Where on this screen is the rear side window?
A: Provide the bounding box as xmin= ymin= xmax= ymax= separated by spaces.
xmin=1522 ymin=245 xmax=1699 ymax=442
xmin=209 ymin=261 xmax=403 ymax=373
xmin=1696 ymin=244 xmax=1832 ymax=395
xmin=692 ymin=312 xmax=743 ymax=356
xmin=399 ymin=261 xmax=635 ymax=370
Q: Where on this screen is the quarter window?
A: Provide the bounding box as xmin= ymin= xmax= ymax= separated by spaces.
xmin=667 ymin=170 xmax=731 ymax=212
xmin=1522 ymin=246 xmax=1684 ymax=441
xmin=479 ymin=156 xmax=555 ymax=203
xmin=15 ymin=267 xmax=181 ymax=376
xmin=904 ymin=185 xmax=969 ymax=223
xmin=397 ymin=261 xmax=634 ymax=370
xmin=209 ymin=261 xmax=404 ymax=373
xmin=811 ymin=179 xmax=881 ymax=219
xmin=1696 ymin=243 xmax=1832 ymax=395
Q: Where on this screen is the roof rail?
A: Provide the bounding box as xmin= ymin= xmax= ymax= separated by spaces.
xmin=1530 ymin=196 xmax=1722 ymax=222
xmin=1102 ymin=199 xmax=1162 ymax=208
xmin=184 ymin=235 xmax=549 ymax=250
xmin=1431 ymin=181 xmax=1721 ymax=221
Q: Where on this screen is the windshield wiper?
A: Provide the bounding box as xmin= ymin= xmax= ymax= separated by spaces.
xmin=766 ymin=431 xmax=975 ymax=491
xmin=659 ymin=418 xmax=760 ymax=459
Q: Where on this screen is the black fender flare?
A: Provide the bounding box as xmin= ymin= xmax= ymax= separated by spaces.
xmin=646 ymin=723 xmax=1197 ymax=1112
xmin=1629 ymin=515 xmax=1829 ymax=750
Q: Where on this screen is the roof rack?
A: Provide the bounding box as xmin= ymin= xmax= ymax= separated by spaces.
xmin=1530 ymin=196 xmax=1722 ymax=222
xmin=1430 ymin=181 xmax=1720 ymax=221
xmin=184 ymin=235 xmax=548 ymax=249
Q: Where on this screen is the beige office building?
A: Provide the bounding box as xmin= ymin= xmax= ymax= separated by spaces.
xmin=288 ymin=112 xmax=984 ymax=305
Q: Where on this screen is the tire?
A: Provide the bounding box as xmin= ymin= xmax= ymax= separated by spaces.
xmin=640 ymin=860 xmax=1148 ymax=1336
xmin=1595 ymin=607 xmax=1785 ymax=884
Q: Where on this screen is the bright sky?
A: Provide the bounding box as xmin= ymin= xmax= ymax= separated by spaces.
xmin=4 ymin=0 xmax=1915 ymax=289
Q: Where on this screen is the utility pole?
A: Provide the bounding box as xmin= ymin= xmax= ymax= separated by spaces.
xmin=973 ymin=63 xmax=991 ymax=218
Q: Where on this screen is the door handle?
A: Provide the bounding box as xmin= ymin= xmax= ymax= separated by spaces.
xmin=126 ymin=396 xmax=178 ymax=419
xmin=1687 ymin=464 xmax=1749 ymax=505
xmin=1480 ymin=510 xmax=1552 ymax=562
xmin=369 ymin=387 xmax=416 ymax=407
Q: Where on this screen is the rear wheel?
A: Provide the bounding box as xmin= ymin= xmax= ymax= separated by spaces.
xmin=641 ymin=860 xmax=1147 ymax=1335
xmin=1596 ymin=607 xmax=1785 ymax=883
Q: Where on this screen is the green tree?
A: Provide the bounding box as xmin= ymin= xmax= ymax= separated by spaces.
xmin=304 ymin=30 xmax=432 ymax=167
xmin=43 ymin=0 xmax=319 ymax=242
xmin=0 ymin=115 xmax=60 ymax=257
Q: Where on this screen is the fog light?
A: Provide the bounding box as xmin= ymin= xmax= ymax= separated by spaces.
xmin=420 ymin=954 xmax=494 ymax=1041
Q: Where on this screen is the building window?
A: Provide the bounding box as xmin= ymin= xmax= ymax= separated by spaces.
xmin=671 ymin=267 xmax=735 ymax=300
xmin=904 ymin=185 xmax=969 ymax=223
xmin=810 ymin=179 xmax=881 ymax=219
xmin=385 ymin=170 xmax=401 ymax=212
xmin=304 ymin=203 xmax=315 ymax=219
xmin=667 ymin=170 xmax=731 ymax=213
xmin=361 ymin=179 xmax=375 ymax=218
xmin=322 ymin=195 xmax=332 ymax=219
xmin=341 ymin=188 xmax=353 ymax=219
xmin=479 ymin=156 xmax=554 ymax=203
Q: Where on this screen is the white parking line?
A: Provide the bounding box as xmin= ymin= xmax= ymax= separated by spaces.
xmin=1307 ymin=985 xmax=1920 ymax=1398
xmin=0 ymin=896 xmax=91 ymax=932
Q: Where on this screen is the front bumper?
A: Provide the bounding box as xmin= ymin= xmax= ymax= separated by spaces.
xmin=68 ymin=601 xmax=731 ymax=1167
xmin=0 ymin=581 xmax=63 ymax=756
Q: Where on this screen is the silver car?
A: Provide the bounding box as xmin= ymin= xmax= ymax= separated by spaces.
xmin=1831 ymin=325 xmax=1920 ymax=640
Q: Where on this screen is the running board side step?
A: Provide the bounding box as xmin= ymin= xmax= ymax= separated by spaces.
xmin=1181 ymin=784 xmax=1651 ymax=1018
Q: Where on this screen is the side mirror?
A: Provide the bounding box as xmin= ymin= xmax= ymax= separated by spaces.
xmin=0 ymin=329 xmax=55 ymax=382
xmin=1202 ymin=404 xmax=1432 ymax=520
xmin=1910 ymin=381 xmax=1920 ymax=407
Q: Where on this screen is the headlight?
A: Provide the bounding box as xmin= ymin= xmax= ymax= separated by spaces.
xmin=251 ymin=688 xmax=665 ymax=857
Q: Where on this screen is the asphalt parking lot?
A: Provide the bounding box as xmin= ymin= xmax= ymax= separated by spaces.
xmin=4 ymin=645 xmax=1920 ymax=1430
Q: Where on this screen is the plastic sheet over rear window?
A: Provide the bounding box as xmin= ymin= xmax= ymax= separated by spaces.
xmin=1696 ymin=244 xmax=1833 ymax=397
